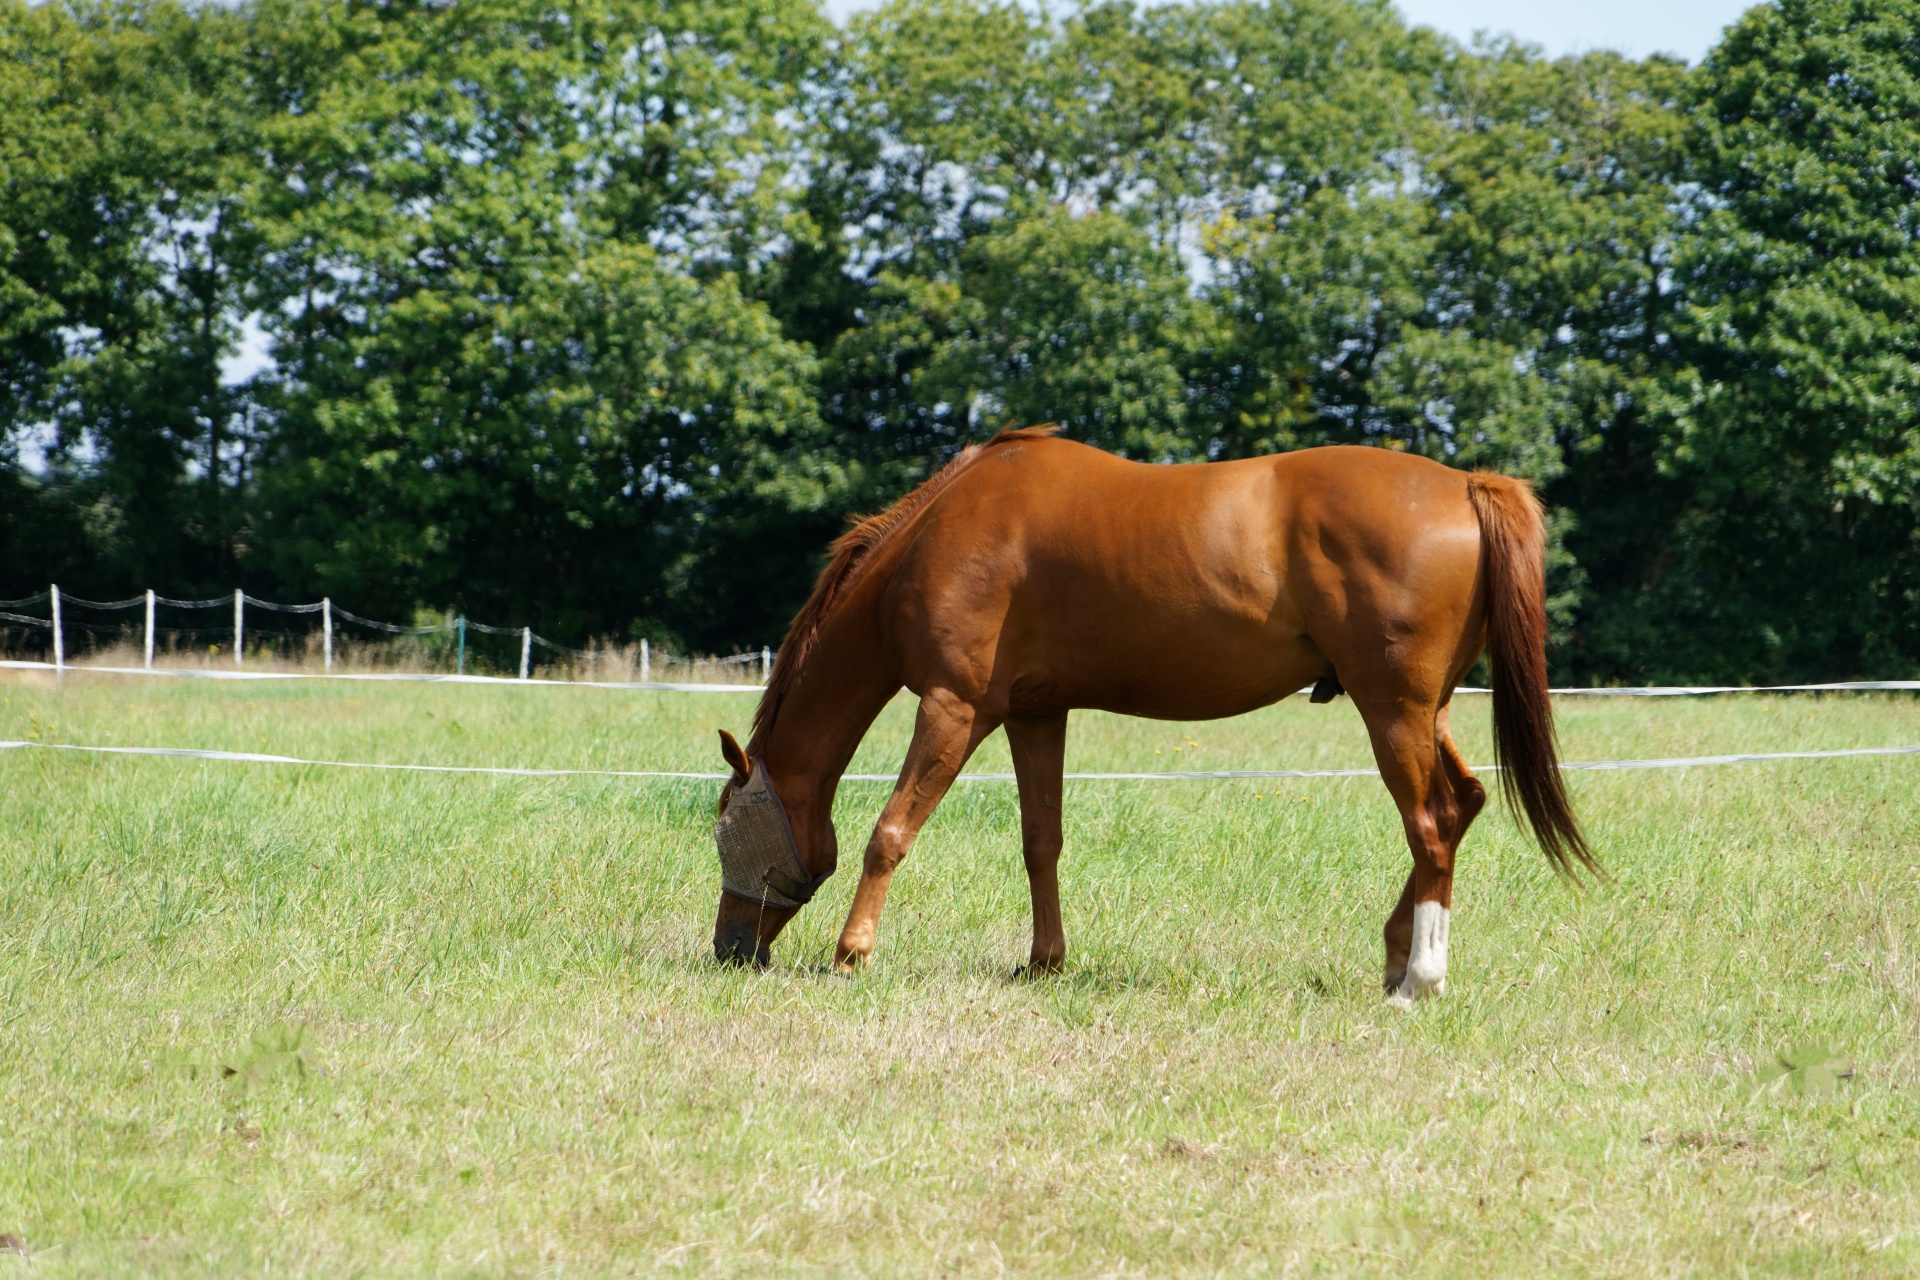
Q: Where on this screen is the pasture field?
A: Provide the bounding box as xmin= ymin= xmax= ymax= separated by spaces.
xmin=1 ymin=673 xmax=1918 ymax=1277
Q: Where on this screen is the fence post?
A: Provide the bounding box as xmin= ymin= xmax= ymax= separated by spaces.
xmin=520 ymin=627 xmax=531 ymax=681
xmin=233 ymin=589 xmax=244 ymax=668
xmin=144 ymin=589 xmax=155 ymax=668
xmin=322 ymin=598 xmax=333 ymax=673
xmin=762 ymin=645 xmax=771 ymax=686
xmin=640 ymin=638 xmax=649 ymax=683
xmin=456 ymin=615 xmax=467 ymax=676
xmin=49 ymin=584 xmax=63 ymax=674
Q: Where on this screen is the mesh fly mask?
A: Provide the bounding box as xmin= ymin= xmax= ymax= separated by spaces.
xmin=714 ymin=759 xmax=827 ymax=909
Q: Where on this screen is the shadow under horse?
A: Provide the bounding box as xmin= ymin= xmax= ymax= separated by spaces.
xmin=711 ymin=427 xmax=1594 ymax=1004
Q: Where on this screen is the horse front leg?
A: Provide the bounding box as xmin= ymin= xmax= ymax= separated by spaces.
xmin=834 ymin=688 xmax=996 ymax=972
xmin=1006 ymin=711 xmax=1069 ymax=974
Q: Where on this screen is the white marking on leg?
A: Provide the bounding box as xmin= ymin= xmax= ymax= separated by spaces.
xmin=1387 ymin=901 xmax=1449 ymax=1007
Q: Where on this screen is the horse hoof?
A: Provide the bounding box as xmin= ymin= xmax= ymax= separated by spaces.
xmin=1386 ymin=974 xmax=1446 ymax=1007
xmin=1014 ymin=956 xmax=1064 ymax=980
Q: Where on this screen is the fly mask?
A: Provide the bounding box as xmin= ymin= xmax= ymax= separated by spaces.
xmin=713 ymin=758 xmax=828 ymax=909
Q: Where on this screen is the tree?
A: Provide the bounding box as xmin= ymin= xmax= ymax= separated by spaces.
xmin=6 ymin=0 xmax=1916 ymax=682
xmin=1638 ymin=0 xmax=1920 ymax=679
xmin=241 ymin=0 xmax=839 ymax=647
xmin=0 ymin=0 xmax=254 ymax=596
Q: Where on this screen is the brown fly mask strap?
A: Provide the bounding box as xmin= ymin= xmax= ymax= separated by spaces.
xmin=713 ymin=759 xmax=828 ymax=909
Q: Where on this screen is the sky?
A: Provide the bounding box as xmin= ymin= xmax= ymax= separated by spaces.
xmin=820 ymin=0 xmax=1761 ymax=65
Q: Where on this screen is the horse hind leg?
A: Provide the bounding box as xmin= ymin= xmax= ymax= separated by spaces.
xmin=1436 ymin=704 xmax=1487 ymax=844
xmin=1382 ymin=870 xmax=1418 ymax=996
xmin=834 ymin=687 xmax=997 ymax=972
xmin=1382 ymin=706 xmax=1488 ymax=993
xmin=1362 ymin=700 xmax=1482 ymax=1005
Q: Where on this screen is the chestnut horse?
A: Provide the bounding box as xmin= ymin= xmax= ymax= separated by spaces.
xmin=712 ymin=427 xmax=1592 ymax=1002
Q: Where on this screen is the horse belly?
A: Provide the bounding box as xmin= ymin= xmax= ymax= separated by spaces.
xmin=1007 ymin=585 xmax=1323 ymax=719
xmin=1004 ymin=483 xmax=1323 ymax=719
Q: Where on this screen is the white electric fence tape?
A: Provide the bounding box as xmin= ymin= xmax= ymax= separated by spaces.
xmin=2 ymin=738 xmax=1918 ymax=781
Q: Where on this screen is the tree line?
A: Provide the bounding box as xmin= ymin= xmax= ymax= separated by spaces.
xmin=3 ymin=0 xmax=1916 ymax=679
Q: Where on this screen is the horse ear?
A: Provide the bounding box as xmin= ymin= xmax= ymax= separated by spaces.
xmin=717 ymin=729 xmax=750 ymax=781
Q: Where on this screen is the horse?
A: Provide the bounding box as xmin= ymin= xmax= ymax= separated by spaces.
xmin=710 ymin=426 xmax=1593 ymax=1003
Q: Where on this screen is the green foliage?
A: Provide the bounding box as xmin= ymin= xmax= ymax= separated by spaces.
xmin=236 ymin=0 xmax=836 ymax=645
xmin=1632 ymin=0 xmax=1920 ymax=680
xmin=2 ymin=0 xmax=1918 ymax=676
xmin=0 ymin=0 xmax=255 ymax=589
xmin=843 ymin=208 xmax=1216 ymax=458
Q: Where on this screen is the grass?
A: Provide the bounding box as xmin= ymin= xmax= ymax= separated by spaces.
xmin=1 ymin=672 xmax=1918 ymax=1276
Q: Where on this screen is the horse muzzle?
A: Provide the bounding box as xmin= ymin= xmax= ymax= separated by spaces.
xmin=713 ymin=910 xmax=773 ymax=967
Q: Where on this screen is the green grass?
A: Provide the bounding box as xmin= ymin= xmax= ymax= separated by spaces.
xmin=2 ymin=673 xmax=1918 ymax=1276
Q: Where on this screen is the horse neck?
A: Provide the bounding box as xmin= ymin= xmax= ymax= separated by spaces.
xmin=756 ymin=615 xmax=899 ymax=875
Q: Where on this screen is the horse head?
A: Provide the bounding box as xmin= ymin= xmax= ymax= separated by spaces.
xmin=711 ymin=729 xmax=827 ymax=966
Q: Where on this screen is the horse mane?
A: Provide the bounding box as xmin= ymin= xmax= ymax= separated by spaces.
xmin=747 ymin=424 xmax=1062 ymax=756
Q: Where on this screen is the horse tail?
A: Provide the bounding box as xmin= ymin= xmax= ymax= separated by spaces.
xmin=1466 ymin=473 xmax=1598 ymax=877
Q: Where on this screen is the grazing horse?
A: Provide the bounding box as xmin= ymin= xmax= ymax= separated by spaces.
xmin=711 ymin=427 xmax=1592 ymax=1002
